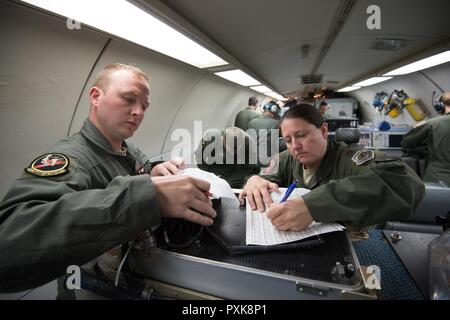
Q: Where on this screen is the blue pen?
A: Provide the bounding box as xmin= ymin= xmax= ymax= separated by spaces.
xmin=280 ymin=180 xmax=298 ymax=203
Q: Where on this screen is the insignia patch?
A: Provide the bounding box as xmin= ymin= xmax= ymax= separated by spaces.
xmin=25 ymin=153 xmax=70 ymax=177
xmin=351 ymin=150 xmax=375 ymax=166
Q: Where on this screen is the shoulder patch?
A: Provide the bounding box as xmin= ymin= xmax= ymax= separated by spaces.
xmin=351 ymin=150 xmax=375 ymax=166
xmin=25 ymin=153 xmax=70 ymax=177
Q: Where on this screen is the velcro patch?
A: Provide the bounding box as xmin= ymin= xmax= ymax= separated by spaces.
xmin=25 ymin=153 xmax=70 ymax=177
xmin=351 ymin=150 xmax=375 ymax=166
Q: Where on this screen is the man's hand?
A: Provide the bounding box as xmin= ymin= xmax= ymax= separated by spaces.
xmin=266 ymin=198 xmax=313 ymax=231
xmin=238 ymin=175 xmax=279 ymax=211
xmin=150 ymin=157 xmax=185 ymax=176
xmin=152 ymin=175 xmax=216 ymax=226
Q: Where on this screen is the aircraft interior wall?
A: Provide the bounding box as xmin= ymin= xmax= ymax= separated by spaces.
xmin=0 ymin=1 xmax=266 ymax=199
xmin=350 ymin=61 xmax=450 ymax=126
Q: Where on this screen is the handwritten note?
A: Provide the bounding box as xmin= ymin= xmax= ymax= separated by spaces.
xmin=246 ymin=188 xmax=345 ymax=245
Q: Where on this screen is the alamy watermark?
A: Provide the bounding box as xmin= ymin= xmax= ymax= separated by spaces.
xmin=66 ymin=18 xmax=81 ymax=30
xmin=366 ymin=5 xmax=381 ymax=30
xmin=364 ymin=265 xmax=381 ymax=290
xmin=65 ymin=265 xmax=81 ymax=290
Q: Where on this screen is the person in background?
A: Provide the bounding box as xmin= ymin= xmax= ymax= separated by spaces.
xmin=401 ymin=92 xmax=450 ymax=186
xmin=195 ymin=127 xmax=260 ymax=188
xmin=247 ymin=101 xmax=281 ymax=165
xmin=234 ymin=96 xmax=260 ymax=131
xmin=318 ymin=101 xmax=329 ymax=119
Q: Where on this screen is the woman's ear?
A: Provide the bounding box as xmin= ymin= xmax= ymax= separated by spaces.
xmin=321 ymin=122 xmax=328 ymax=138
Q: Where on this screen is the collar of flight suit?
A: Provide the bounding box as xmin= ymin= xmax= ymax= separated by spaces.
xmin=305 ymin=139 xmax=338 ymax=188
xmin=80 ymin=119 xmax=130 ymax=157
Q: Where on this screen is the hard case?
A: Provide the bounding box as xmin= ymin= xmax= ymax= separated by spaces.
xmin=128 ymin=198 xmax=365 ymax=299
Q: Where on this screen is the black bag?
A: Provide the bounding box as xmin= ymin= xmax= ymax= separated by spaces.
xmin=206 ymin=198 xmax=323 ymax=255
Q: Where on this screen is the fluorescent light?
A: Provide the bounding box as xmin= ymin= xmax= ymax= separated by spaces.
xmin=383 ymin=50 xmax=450 ymax=76
xmin=353 ymin=77 xmax=392 ymax=87
xmin=21 ymin=0 xmax=227 ymax=68
xmin=215 ymin=70 xmax=260 ymax=86
xmin=250 ymin=85 xmax=272 ymax=93
xmin=265 ymin=91 xmax=286 ymax=101
xmin=337 ymin=86 xmax=361 ymax=92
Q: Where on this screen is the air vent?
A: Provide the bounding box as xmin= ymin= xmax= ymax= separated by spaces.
xmin=326 ymin=80 xmax=339 ymax=84
xmin=301 ymin=74 xmax=323 ymax=84
xmin=368 ymin=38 xmax=414 ymax=51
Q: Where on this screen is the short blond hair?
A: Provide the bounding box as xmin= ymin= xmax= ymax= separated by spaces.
xmin=93 ymin=63 xmax=149 ymax=91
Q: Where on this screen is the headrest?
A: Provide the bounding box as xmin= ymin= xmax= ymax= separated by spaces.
xmin=335 ymin=128 xmax=360 ymax=145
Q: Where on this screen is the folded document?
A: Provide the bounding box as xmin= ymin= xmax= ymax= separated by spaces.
xmin=181 ymin=168 xmax=240 ymax=206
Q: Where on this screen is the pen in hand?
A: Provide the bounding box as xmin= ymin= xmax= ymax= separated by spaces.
xmin=204 ymin=191 xmax=214 ymax=198
xmin=280 ymin=180 xmax=298 ymax=203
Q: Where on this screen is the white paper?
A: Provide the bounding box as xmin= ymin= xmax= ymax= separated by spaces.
xmin=181 ymin=168 xmax=240 ymax=206
xmin=246 ymin=188 xmax=345 ymax=245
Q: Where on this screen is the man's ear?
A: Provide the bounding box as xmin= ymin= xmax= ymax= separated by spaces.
xmin=89 ymin=87 xmax=102 ymax=107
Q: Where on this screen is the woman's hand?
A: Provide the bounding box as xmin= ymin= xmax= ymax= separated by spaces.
xmin=266 ymin=198 xmax=313 ymax=231
xmin=239 ymin=175 xmax=280 ymax=211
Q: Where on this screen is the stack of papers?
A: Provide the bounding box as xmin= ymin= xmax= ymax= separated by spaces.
xmin=180 ymin=168 xmax=240 ymax=206
xmin=179 ymin=169 xmax=344 ymax=246
xmin=246 ymin=188 xmax=345 ymax=245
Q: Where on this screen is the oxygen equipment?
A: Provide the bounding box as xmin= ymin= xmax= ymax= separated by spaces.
xmin=403 ymin=97 xmax=426 ymax=121
xmin=384 ymin=90 xmax=426 ymax=121
xmin=372 ymin=91 xmax=391 ymax=130
xmin=385 ymin=90 xmax=407 ymax=118
xmin=373 ymin=91 xmax=388 ymax=113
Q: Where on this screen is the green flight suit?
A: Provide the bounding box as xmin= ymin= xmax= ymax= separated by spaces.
xmin=195 ymin=130 xmax=260 ymax=188
xmin=247 ymin=115 xmax=280 ymax=163
xmin=401 ymin=114 xmax=450 ymax=186
xmin=0 ymin=119 xmax=161 ymax=292
xmin=234 ymin=107 xmax=260 ymax=131
xmin=259 ymin=140 xmax=425 ymax=228
xmin=247 ymin=115 xmax=279 ymax=131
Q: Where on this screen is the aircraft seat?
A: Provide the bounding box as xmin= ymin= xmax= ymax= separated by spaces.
xmin=383 ymin=182 xmax=450 ymax=234
xmin=401 ymin=146 xmax=427 ymax=179
xmin=335 ymin=127 xmax=360 ymax=145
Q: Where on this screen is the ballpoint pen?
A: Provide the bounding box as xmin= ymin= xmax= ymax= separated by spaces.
xmin=204 ymin=191 xmax=214 ymax=197
xmin=137 ymin=160 xmax=151 ymax=175
xmin=280 ymin=180 xmax=298 ymax=203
